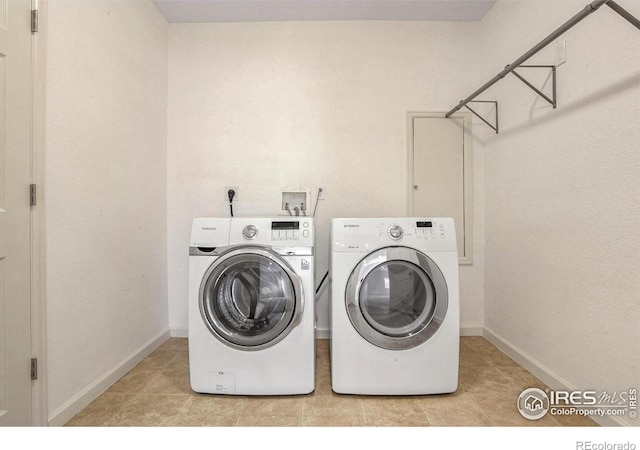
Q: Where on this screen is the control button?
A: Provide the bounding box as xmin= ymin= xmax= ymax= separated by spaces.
xmin=242 ymin=225 xmax=258 ymax=240
xmin=388 ymin=225 xmax=403 ymax=240
xmin=303 ymin=230 xmax=309 ymax=238
xmin=303 ymin=222 xmax=309 ymax=228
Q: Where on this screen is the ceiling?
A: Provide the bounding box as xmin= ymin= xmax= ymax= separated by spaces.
xmin=152 ymin=0 xmax=497 ymax=23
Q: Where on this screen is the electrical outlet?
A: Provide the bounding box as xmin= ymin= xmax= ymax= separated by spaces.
xmin=224 ymin=186 xmax=239 ymax=202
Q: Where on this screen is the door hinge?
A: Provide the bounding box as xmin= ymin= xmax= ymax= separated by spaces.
xmin=30 ymin=184 xmax=37 ymax=206
xmin=31 ymin=9 xmax=38 ymax=33
xmin=31 ymin=358 xmax=38 ymax=381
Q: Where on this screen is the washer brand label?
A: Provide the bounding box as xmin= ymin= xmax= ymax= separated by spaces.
xmin=201 ymin=227 xmax=217 ymax=231
xmin=343 ymin=224 xmax=359 ymax=228
xmin=209 ymin=371 xmax=235 ymax=394
xmin=301 ymin=258 xmax=310 ymax=270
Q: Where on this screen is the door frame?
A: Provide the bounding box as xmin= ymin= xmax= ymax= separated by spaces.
xmin=406 ymin=111 xmax=473 ymax=264
xmin=30 ymin=0 xmax=48 ymax=426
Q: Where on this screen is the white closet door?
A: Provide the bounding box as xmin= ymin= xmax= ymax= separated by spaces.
xmin=0 ymin=0 xmax=34 ymax=426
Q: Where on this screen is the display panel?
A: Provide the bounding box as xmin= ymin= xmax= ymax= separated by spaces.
xmin=271 ymin=221 xmax=300 ymax=230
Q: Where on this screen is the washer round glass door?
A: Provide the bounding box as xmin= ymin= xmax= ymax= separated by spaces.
xmin=200 ymin=247 xmax=303 ymax=350
xmin=345 ymin=246 xmax=448 ymax=350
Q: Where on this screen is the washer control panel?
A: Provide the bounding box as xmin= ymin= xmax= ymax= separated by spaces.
xmin=270 ymin=220 xmax=312 ymax=241
xmin=233 ymin=218 xmax=313 ymax=244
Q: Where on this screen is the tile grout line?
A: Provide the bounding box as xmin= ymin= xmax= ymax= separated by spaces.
xmin=357 ymin=396 xmax=366 ymax=426
xmin=464 ymin=343 xmax=516 ymax=426
xmin=466 ymin=391 xmax=498 ymax=426
xmin=299 ymin=399 xmax=304 ymax=427
xmin=415 ymin=398 xmax=433 ymax=426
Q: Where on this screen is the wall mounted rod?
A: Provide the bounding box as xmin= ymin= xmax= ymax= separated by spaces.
xmin=445 ymin=0 xmax=610 ymax=118
xmin=607 ymin=1 xmax=640 ymax=29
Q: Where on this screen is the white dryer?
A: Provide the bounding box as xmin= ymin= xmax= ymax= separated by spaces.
xmin=330 ymin=218 xmax=459 ymax=395
xmin=189 ymin=217 xmax=315 ymax=395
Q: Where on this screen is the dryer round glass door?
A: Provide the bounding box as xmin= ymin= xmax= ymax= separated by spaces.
xmin=345 ymin=246 xmax=448 ymax=350
xmin=200 ymin=247 xmax=303 ymax=350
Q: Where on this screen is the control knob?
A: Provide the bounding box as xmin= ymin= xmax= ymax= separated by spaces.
xmin=388 ymin=224 xmax=403 ymax=240
xmin=242 ymin=225 xmax=258 ymax=240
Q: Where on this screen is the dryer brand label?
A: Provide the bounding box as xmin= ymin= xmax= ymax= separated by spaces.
xmin=301 ymin=259 xmax=310 ymax=270
xmin=201 ymin=227 xmax=217 ymax=231
xmin=343 ymin=224 xmax=360 ymax=228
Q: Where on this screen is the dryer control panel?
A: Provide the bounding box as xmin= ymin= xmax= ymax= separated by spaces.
xmin=414 ymin=220 xmax=448 ymax=241
xmin=332 ymin=217 xmax=456 ymax=253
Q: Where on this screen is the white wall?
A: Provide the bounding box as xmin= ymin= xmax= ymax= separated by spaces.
xmin=481 ymin=1 xmax=640 ymax=426
xmin=167 ymin=21 xmax=487 ymax=336
xmin=45 ymin=1 xmax=169 ymax=421
xmin=41 ymin=0 xmax=639 ymax=427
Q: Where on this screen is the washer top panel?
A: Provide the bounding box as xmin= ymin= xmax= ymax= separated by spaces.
xmin=191 ymin=217 xmax=314 ymax=248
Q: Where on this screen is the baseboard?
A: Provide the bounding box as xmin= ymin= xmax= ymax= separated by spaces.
xmin=483 ymin=327 xmax=625 ymax=427
xmin=315 ymin=328 xmax=329 ymax=339
xmin=48 ymin=328 xmax=171 ymax=426
xmin=460 ymin=326 xmax=483 ymax=336
xmin=170 ymin=326 xmax=188 ymax=338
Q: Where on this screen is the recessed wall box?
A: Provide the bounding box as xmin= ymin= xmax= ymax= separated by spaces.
xmin=280 ymin=188 xmax=311 ymax=216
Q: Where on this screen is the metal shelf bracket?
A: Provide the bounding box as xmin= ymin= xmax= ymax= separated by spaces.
xmin=464 ymin=101 xmax=499 ymax=134
xmin=461 ymin=64 xmax=556 ymax=135
xmin=511 ymin=65 xmax=557 ymax=108
xmin=445 ymin=0 xmax=640 ymax=134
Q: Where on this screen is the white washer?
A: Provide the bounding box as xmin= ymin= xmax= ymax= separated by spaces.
xmin=189 ymin=217 xmax=315 ymax=395
xmin=330 ymin=217 xmax=459 ymax=395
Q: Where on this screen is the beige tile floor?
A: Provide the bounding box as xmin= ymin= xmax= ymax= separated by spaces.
xmin=65 ymin=336 xmax=597 ymax=427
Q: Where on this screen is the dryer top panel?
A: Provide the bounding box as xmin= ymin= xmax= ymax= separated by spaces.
xmin=332 ymin=217 xmax=457 ymax=253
